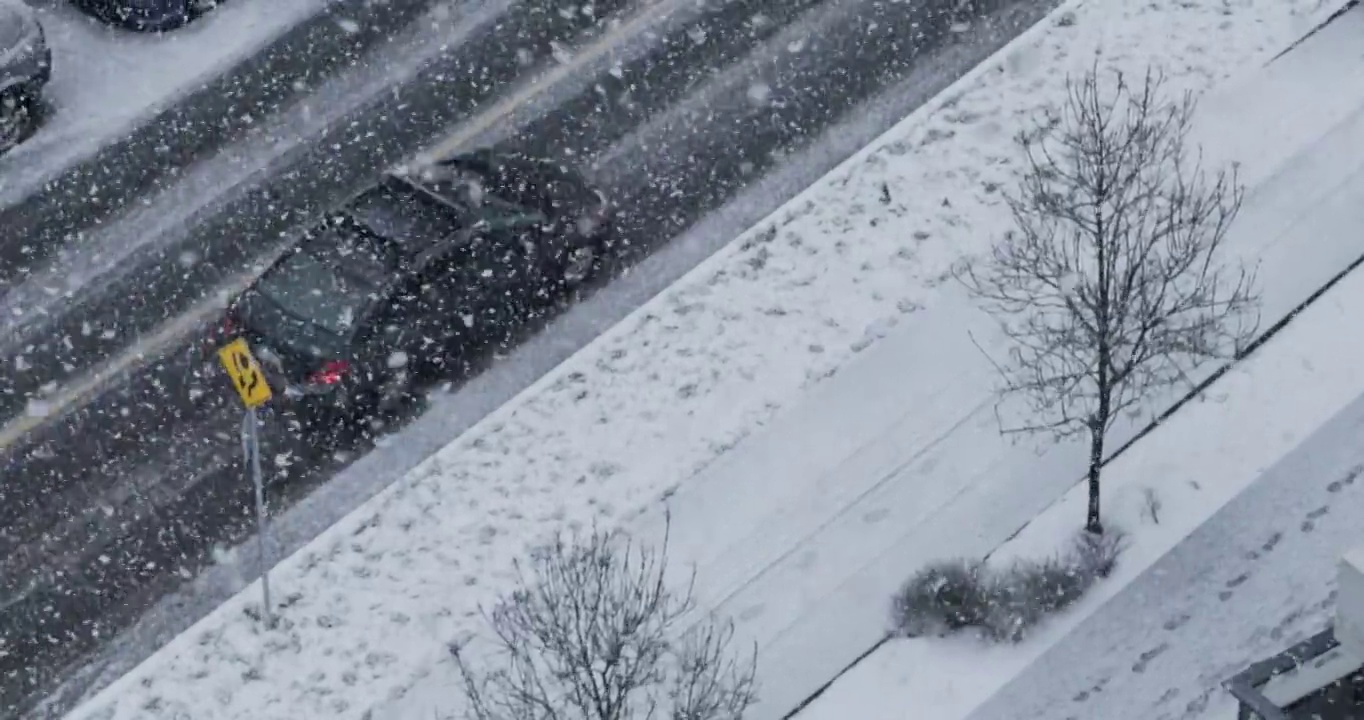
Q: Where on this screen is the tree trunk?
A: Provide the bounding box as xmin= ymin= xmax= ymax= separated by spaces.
xmin=1085 ymin=422 xmax=1105 ymax=535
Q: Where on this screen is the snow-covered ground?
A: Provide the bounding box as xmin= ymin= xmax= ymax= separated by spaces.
xmin=959 ymin=336 xmax=1364 ymax=720
xmin=638 ymin=11 xmax=1364 ymax=718
xmin=0 ymin=0 xmax=329 ymax=205
xmin=64 ymin=0 xmax=1355 ymax=719
xmin=797 ymin=9 xmax=1364 ymax=719
xmin=800 ymin=147 xmax=1364 ymax=720
xmin=804 ymin=272 xmax=1364 ymax=720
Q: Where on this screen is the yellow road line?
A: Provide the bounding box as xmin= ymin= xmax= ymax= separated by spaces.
xmin=423 ymin=0 xmax=676 ymax=160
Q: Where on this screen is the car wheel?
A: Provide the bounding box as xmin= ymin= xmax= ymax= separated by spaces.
xmin=561 ymin=243 xmax=599 ymax=288
xmin=300 ymin=393 xmax=349 ymax=436
xmin=375 ymin=370 xmax=413 ymax=416
xmin=0 ymin=88 xmax=38 ymax=153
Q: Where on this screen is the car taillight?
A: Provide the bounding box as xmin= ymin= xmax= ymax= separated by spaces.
xmin=308 ymin=360 xmax=350 ymax=386
xmin=203 ymin=314 xmax=238 ymax=354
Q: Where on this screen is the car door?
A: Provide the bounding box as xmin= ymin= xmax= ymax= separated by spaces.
xmin=437 ymin=222 xmax=536 ymax=348
xmin=352 ymin=281 xmax=421 ymax=384
xmin=399 ymin=258 xmax=466 ymax=365
xmin=413 ymin=233 xmax=497 ymax=351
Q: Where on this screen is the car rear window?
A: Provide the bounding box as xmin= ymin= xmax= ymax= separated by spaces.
xmin=238 ymin=292 xmax=353 ymax=361
xmin=255 ymin=248 xmax=379 ymax=338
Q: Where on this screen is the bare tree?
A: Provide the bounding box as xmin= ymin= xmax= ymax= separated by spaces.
xmin=450 ymin=517 xmax=758 ymax=720
xmin=959 ymin=64 xmax=1260 ymax=535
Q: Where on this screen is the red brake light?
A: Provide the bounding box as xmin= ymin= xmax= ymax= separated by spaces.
xmin=308 ymin=360 xmax=350 ymax=386
xmin=204 ymin=314 xmax=238 ymax=355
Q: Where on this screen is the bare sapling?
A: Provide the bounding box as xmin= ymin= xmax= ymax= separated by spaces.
xmin=959 ymin=64 xmax=1260 ymax=534
xmin=451 ymin=517 xmax=758 ymax=720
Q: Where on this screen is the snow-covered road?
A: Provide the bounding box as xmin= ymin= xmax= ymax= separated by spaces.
xmin=63 ymin=0 xmax=1355 ymax=718
xmin=0 ymin=0 xmax=328 ymax=203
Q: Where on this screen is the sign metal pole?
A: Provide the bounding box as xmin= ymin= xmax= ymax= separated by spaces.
xmin=242 ymin=407 xmax=273 ymax=627
xmin=218 ymin=337 xmax=277 ymax=629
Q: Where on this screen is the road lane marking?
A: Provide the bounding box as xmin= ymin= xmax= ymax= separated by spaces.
xmin=0 ymin=0 xmax=692 ymax=454
xmin=421 ymin=0 xmax=681 ymax=160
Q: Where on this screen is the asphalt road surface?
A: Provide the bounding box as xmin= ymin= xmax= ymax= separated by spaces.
xmin=0 ymin=0 xmax=1057 ymax=714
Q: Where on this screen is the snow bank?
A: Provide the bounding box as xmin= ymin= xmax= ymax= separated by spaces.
xmin=66 ymin=0 xmax=1353 ymax=719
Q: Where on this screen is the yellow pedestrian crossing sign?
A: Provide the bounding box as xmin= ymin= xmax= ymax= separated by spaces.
xmin=217 ymin=338 xmax=273 ymax=409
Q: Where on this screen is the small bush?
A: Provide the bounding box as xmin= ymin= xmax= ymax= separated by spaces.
xmin=890 ymin=559 xmax=992 ymax=638
xmin=983 ymin=554 xmax=1089 ymax=642
xmin=891 ymin=528 xmax=1127 ymax=643
xmin=1073 ymin=527 xmax=1126 ymax=579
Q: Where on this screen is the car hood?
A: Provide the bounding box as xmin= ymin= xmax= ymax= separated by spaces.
xmin=0 ymin=1 xmax=33 ymax=54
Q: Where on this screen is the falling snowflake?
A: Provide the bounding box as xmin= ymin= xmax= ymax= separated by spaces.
xmin=550 ymin=41 xmax=574 ymax=65
xmin=747 ymin=83 xmax=773 ymax=105
xmin=24 ymin=398 xmax=50 ymax=418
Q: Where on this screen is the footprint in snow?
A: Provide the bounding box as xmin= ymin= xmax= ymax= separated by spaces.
xmin=1131 ymin=642 xmax=1170 ymax=674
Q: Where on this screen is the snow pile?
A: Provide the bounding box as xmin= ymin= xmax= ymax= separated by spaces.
xmin=67 ymin=0 xmax=1351 ymax=719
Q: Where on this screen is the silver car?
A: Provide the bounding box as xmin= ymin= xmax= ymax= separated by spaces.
xmin=0 ymin=0 xmax=50 ymax=152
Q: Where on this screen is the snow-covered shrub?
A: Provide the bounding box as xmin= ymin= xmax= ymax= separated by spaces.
xmin=982 ymin=555 xmax=1077 ymax=642
xmin=891 ymin=528 xmax=1127 ymax=643
xmin=890 ymin=559 xmax=993 ymax=637
xmin=1072 ymin=525 xmax=1125 ymax=579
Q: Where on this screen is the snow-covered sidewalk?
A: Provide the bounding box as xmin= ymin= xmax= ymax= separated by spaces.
xmin=0 ymin=0 xmax=329 ymax=202
xmin=66 ymin=0 xmax=1354 ymax=719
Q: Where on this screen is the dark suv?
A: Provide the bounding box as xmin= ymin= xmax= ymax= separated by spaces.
xmin=209 ymin=149 xmax=612 ymax=433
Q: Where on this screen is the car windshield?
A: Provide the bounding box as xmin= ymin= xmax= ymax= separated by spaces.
xmin=405 ymin=163 xmax=546 ymax=226
xmin=254 ymin=247 xmax=380 ymax=338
